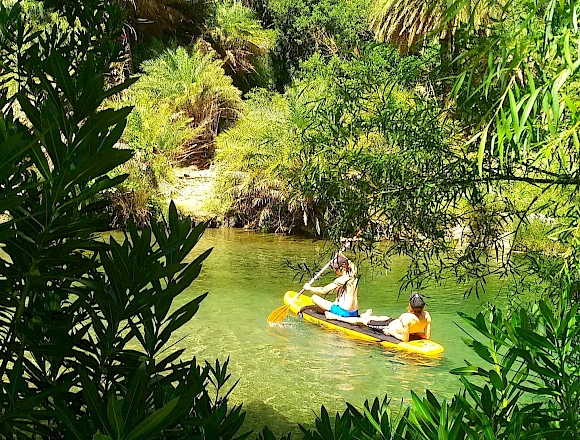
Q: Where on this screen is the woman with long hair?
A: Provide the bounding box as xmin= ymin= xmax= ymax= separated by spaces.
xmin=327 ymin=292 xmax=432 ymax=342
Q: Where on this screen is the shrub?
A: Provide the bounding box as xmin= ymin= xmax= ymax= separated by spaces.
xmin=104 ymin=99 xmax=197 ymax=226
xmin=264 ymin=0 xmax=373 ymax=85
xmin=213 ymin=45 xmax=437 ymax=234
xmin=213 ymin=89 xmax=307 ymax=232
xmin=0 ymin=2 xmax=247 ymax=438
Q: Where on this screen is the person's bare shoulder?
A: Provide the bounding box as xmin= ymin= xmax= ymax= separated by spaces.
xmin=333 ymin=273 xmax=350 ymax=285
xmin=424 ymin=311 xmax=432 ymax=322
xmin=399 ymin=312 xmax=415 ymax=326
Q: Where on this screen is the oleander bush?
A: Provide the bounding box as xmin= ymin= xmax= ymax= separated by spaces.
xmin=0 ymin=2 xmax=248 ymax=438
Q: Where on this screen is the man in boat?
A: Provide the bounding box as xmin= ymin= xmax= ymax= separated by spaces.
xmin=302 ymin=254 xmax=359 ymax=317
xmin=326 ymin=292 xmax=431 ymax=342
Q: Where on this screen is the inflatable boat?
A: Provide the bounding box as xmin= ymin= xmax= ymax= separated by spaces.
xmin=284 ymin=291 xmax=444 ymax=356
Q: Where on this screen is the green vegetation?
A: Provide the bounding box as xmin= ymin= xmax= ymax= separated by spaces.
xmin=134 ymin=44 xmax=242 ymax=163
xmin=213 ymin=89 xmax=304 ymax=232
xmin=264 ymin=0 xmax=373 ymax=85
xmin=369 ymin=0 xmax=496 ymax=55
xmin=2 ymin=0 xmax=580 ymax=438
xmin=0 ymin=2 xmax=245 ymax=438
xmin=206 ymin=0 xmax=277 ymax=88
xmin=106 ymin=44 xmax=242 ymax=225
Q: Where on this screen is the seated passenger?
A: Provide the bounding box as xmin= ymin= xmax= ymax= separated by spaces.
xmin=325 ymin=292 xmax=431 ymax=342
xmin=302 ymin=255 xmax=359 ymax=318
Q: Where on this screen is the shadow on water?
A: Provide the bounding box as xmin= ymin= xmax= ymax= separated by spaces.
xmin=242 ymin=399 xmax=308 ymax=439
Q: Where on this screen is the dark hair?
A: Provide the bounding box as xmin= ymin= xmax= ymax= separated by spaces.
xmin=409 ymin=292 xmax=425 ymax=312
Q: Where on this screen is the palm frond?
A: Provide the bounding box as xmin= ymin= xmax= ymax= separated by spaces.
xmin=207 ymin=1 xmax=276 ymax=74
xmin=369 ymin=0 xmax=497 ymax=52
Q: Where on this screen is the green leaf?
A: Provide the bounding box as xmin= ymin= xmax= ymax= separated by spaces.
xmin=564 ymin=32 xmax=575 ymax=69
xmin=488 ymin=370 xmax=506 ymax=391
xmin=107 ymin=397 xmax=123 ymax=439
xmin=551 ymin=68 xmax=571 ymax=126
xmin=450 ymin=365 xmax=480 ymax=375
xmin=67 ymin=149 xmax=133 ymax=186
xmin=482 ymin=420 xmax=497 ymax=440
xmin=122 ymin=363 xmax=149 ymax=431
xmin=125 ymin=396 xmax=179 ymax=440
xmin=472 ymin=340 xmax=495 ymax=364
xmin=49 ymin=53 xmax=76 ymax=104
xmin=155 ymin=293 xmax=208 ymax=351
xmin=16 ymin=93 xmax=42 ymax=128
xmin=480 ymin=385 xmax=493 ymax=414
xmin=438 ymin=402 xmax=448 ymax=440
xmin=538 ymin=301 xmax=556 ymax=329
xmin=517 ymin=88 xmax=541 ymax=140
xmin=411 ymin=391 xmax=436 ymax=425
xmin=79 ymin=370 xmax=110 ymax=436
xmin=508 ymin=89 xmax=519 ymax=136
xmin=514 ymin=327 xmax=556 ymax=352
xmin=477 ymin=127 xmax=487 ymax=176
xmin=361 ymin=404 xmax=382 ymax=433
xmin=102 ymin=77 xmax=139 ymax=100
xmin=54 ymin=398 xmax=86 ymax=440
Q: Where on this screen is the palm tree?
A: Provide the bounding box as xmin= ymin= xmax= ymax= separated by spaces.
xmin=134 ymin=45 xmax=242 ymax=166
xmin=369 ymin=0 xmax=496 ymax=56
xmin=206 ymin=1 xmax=276 ymax=78
xmin=118 ymin=0 xmax=206 ymax=38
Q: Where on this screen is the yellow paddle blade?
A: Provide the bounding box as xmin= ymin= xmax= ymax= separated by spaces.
xmin=267 ymin=304 xmax=290 ymax=324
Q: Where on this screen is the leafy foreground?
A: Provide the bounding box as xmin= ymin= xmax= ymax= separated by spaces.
xmin=0 ymin=0 xmax=578 ymax=439
xmin=0 ymin=1 xmax=246 ymax=438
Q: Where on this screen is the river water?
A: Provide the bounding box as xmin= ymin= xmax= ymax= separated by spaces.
xmin=156 ymin=228 xmax=505 ymax=436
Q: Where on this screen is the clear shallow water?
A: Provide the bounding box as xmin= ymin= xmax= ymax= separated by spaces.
xmin=128 ymin=228 xmax=506 ymax=437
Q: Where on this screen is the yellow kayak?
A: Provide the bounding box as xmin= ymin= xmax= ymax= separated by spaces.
xmin=283 ymin=291 xmax=444 ymax=356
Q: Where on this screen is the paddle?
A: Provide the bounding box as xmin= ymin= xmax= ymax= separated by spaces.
xmin=267 ymin=232 xmax=361 ymax=324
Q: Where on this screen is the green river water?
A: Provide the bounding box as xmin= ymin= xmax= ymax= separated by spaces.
xmin=146 ymin=228 xmax=506 ymax=436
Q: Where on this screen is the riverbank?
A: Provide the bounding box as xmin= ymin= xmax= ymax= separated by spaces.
xmin=165 ymin=173 xmax=562 ymax=258
xmin=171 ymin=166 xmax=218 ymax=223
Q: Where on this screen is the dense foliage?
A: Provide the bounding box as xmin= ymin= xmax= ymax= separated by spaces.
xmin=263 ymin=0 xmax=373 ymax=85
xmin=213 ymin=89 xmax=305 ymax=232
xmin=2 ymin=0 xmax=580 ymax=439
xmin=106 ymin=43 xmax=242 ymax=225
xmin=0 ymin=1 xmax=246 ymax=438
xmin=206 ymin=0 xmax=277 ymax=89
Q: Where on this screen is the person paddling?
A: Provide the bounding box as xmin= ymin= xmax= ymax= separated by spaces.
xmin=302 ymin=254 xmax=359 ymax=317
xmin=327 ymin=292 xmax=431 ymax=342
